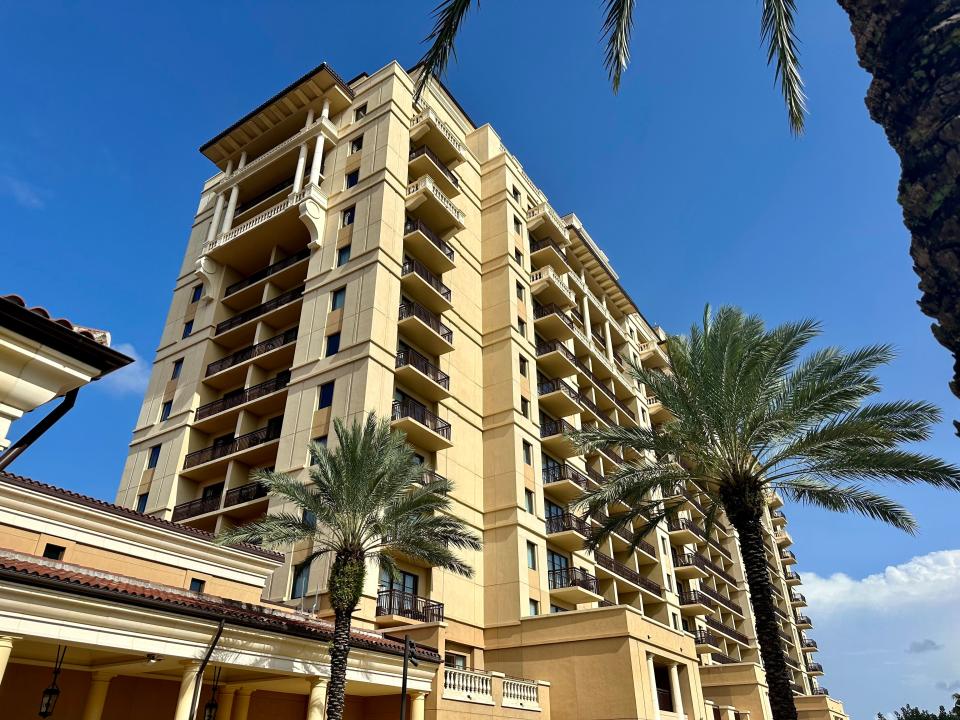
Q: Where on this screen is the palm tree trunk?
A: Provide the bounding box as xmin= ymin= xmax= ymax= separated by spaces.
xmin=325 ymin=605 xmax=353 ymax=720
xmin=836 ymin=0 xmax=960 ymax=421
xmin=727 ymin=508 xmax=799 ymax=720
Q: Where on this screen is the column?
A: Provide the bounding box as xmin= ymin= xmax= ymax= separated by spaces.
xmin=306 ymin=678 xmax=327 ymax=720
xmin=221 ymin=185 xmax=240 ymax=234
xmin=205 ymin=192 xmax=226 ymax=245
xmin=80 ymin=672 xmax=114 ymax=720
xmin=232 ymin=688 xmax=253 ymax=720
xmin=215 ymin=687 xmax=236 ymax=720
xmin=646 ymin=654 xmax=661 ymax=720
xmin=293 ymin=142 xmax=310 ymax=192
xmin=669 ymin=664 xmax=685 ymax=720
xmin=0 ymin=636 xmax=16 ymax=686
xmin=173 ymin=661 xmax=202 ymax=720
xmin=604 ymin=321 xmax=615 ymax=360
xmin=238 ymin=151 xmax=247 ymax=170
xmin=409 ymin=691 xmax=426 ymax=720
xmin=581 ymin=295 xmax=592 ymax=340
xmin=321 ymin=98 xmax=331 ymax=120
xmin=308 ymin=137 xmax=325 ymax=187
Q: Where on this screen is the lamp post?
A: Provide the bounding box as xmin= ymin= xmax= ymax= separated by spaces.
xmin=398 ymin=635 xmax=418 ymax=720
xmin=203 ymin=667 xmax=222 ymax=720
xmin=38 ymin=645 xmax=66 ymax=718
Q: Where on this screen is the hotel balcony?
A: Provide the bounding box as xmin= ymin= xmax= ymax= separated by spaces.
xmin=171 ymin=480 xmax=272 ymax=525
xmin=547 ymin=567 xmax=602 ymax=604
xmin=526 ymin=202 xmax=569 ymax=246
xmin=678 ymin=590 xmax=716 ymax=616
xmin=694 ymin=629 xmax=723 ymax=653
xmin=181 ymin=423 xmax=282 ymax=480
xmin=545 ymin=512 xmax=591 ymax=551
xmin=204 ymin=327 xmax=298 ymax=389
xmin=801 ymin=638 xmax=819 ymax=653
xmin=673 ymin=552 xmax=710 ymax=580
xmin=223 ymin=248 xmax=310 ymax=310
xmin=705 ymin=617 xmax=751 ymax=646
xmin=409 ymin=106 xmax=466 ymax=167
xmin=711 ymin=652 xmax=740 ymax=666
xmin=795 ymin=614 xmax=813 ymax=629
xmin=404 ymin=217 xmax=455 ymax=274
xmin=405 ymin=176 xmax=465 ymax=236
xmin=398 ymin=301 xmax=454 ymax=355
xmin=699 ymin=584 xmax=744 ymax=616
xmin=667 ymin=518 xmax=707 ymax=545
xmin=774 ymin=529 xmax=794 ymax=547
xmin=193 ymin=371 xmax=291 ymax=434
xmin=533 ymin=303 xmax=576 ymax=342
xmin=767 ymin=490 xmax=785 ymax=509
xmin=644 ymin=393 xmax=671 ymax=423
xmin=790 ymin=592 xmax=807 ymax=607
xmin=539 ymin=417 xmax=579 ymax=458
xmin=771 ymin=510 xmax=787 ymax=527
xmin=806 ymin=662 xmax=824 ymax=676
xmin=781 ymin=549 xmax=797 ymax=565
xmin=595 ymin=552 xmax=662 ymax=601
xmin=785 ymin=571 xmax=802 ymax=586
xmin=395 ymin=348 xmax=451 ymax=402
xmin=408 ymin=144 xmax=461 ymax=197
xmin=375 ymin=588 xmax=444 ymax=626
xmin=171 ymin=493 xmax=222 ymax=522
xmin=538 ymin=377 xmax=582 ymax=418
xmin=214 ymin=285 xmax=304 ymax=346
xmin=529 ymin=237 xmax=569 ymax=275
xmin=535 ymin=340 xmax=579 ymax=378
xmin=401 ymin=257 xmax=453 ymax=314
xmin=542 ymin=464 xmax=591 ymax=503
xmin=637 ymin=340 xmax=669 ymax=369
xmin=390 ymin=400 xmax=452 ymax=452
xmin=530 ymin=266 xmax=575 ymax=309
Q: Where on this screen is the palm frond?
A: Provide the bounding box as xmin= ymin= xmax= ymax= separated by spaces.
xmin=413 ymin=0 xmax=477 ymax=103
xmin=216 ymin=513 xmax=315 ymax=548
xmin=761 ymin=0 xmax=807 ymax=134
xmin=780 ymin=478 xmax=917 ymax=533
xmin=600 ymin=0 xmax=636 ymax=92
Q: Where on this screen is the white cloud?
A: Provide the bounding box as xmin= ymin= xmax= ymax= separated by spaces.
xmin=0 ymin=174 xmax=44 ymax=209
xmin=96 ymin=343 xmax=150 ymax=396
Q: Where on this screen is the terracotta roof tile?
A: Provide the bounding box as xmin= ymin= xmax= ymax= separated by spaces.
xmin=2 ymin=293 xmax=112 ymax=345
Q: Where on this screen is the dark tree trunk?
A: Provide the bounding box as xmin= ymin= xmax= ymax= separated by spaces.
xmin=723 ymin=492 xmax=798 ymax=720
xmin=325 ymin=553 xmax=365 ymax=720
xmin=836 ymin=0 xmax=960 ymax=427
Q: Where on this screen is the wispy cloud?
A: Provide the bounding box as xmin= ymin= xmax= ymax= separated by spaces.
xmin=935 ymin=680 xmax=960 ymax=692
xmin=97 ymin=343 xmax=150 ymax=396
xmin=0 ymin=173 xmax=44 ymax=209
xmin=908 ymin=639 xmax=944 ymax=654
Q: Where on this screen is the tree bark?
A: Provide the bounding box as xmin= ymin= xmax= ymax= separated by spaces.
xmin=726 ymin=501 xmax=799 ymax=720
xmin=836 ymin=0 xmax=960 ymax=426
xmin=324 ymin=553 xmax=365 ymax=720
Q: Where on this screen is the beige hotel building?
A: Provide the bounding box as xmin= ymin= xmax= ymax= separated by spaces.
xmin=94 ymin=60 xmax=848 ymax=720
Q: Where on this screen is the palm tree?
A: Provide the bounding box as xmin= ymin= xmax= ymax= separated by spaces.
xmin=569 ymin=306 xmax=960 ymax=720
xmin=217 ymin=413 xmax=481 ymax=720
xmin=414 ymin=0 xmax=960 ymax=419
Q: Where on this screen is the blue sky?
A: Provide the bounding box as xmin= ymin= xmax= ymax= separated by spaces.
xmin=2 ymin=2 xmax=958 ymax=715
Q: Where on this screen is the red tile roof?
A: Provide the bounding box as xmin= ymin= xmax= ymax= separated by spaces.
xmin=0 ymin=550 xmax=441 ymax=663
xmin=2 ymin=293 xmax=112 ymax=345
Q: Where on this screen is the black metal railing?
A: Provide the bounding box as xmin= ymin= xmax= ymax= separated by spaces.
xmin=225 ymin=249 xmax=311 ymax=297
xmin=529 ymin=237 xmax=567 ymax=260
xmin=806 ymin=662 xmax=824 ymax=673
xmin=391 ymin=400 xmax=452 ymax=439
xmin=668 ymin=518 xmax=707 ymax=540
xmin=813 ymin=687 xmax=829 ymax=696
xmin=195 ymin=371 xmax=291 ymax=421
xmin=402 ymin=257 xmax=452 ymax=301
xmin=376 ymin=588 xmax=444 ymax=623
xmin=678 ymin=589 xmax=717 ymax=609
xmin=398 ymin=301 xmax=453 ymax=343
xmin=705 ymin=616 xmax=750 ymax=645
xmin=409 ymin=145 xmax=460 ymax=188
xmin=795 ymin=614 xmax=813 ymax=626
xmin=546 ymin=512 xmax=591 ymax=537
xmin=595 ymin=552 xmax=647 ymax=587
xmin=172 ymin=494 xmax=222 ymax=521
xmin=396 ymin=348 xmax=450 ymax=390
xmin=781 ymin=549 xmax=797 ymax=562
xmin=540 ymin=417 xmax=576 ymax=439
xmin=419 ymin=468 xmax=449 ymax=493
xmin=801 ymin=638 xmax=818 ymax=650
xmin=534 ymin=340 xmax=635 ymax=420
xmin=693 ymin=629 xmax=721 ymax=647
xmin=404 ymin=216 xmax=455 ymax=262
xmin=183 ymin=424 xmax=282 ymax=470
xmin=547 ymin=567 xmax=598 ymax=594
xmin=224 ymin=480 xmax=270 ymax=507
xmin=785 ymin=571 xmax=802 ymax=583
xmin=216 ymin=286 xmax=304 ymax=335
xmin=537 ymin=377 xmax=580 ymax=403
xmin=698 ymin=584 xmax=743 ymax=615
xmin=205 ymin=327 xmax=298 ymax=376
xmin=543 ymin=465 xmax=590 ymax=490
xmin=790 ymin=592 xmax=807 ymax=604
xmin=711 ymin=652 xmax=738 ymax=665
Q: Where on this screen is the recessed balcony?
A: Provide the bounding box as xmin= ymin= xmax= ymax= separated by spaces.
xmin=172 ymin=493 xmax=223 ymax=522
xmin=406 ymin=176 xmax=465 ymax=235
xmin=706 ymin=617 xmax=751 ymax=646
xmin=409 ymin=145 xmax=460 ymax=197
xmin=214 ymin=285 xmax=304 ymax=346
xmin=204 ymin=327 xmax=298 ymax=390
xmin=533 ymin=304 xmax=575 ymax=341
xmin=395 ymin=347 xmax=451 ymax=401
xmin=409 ymin=106 xmax=466 ymax=167
xmin=547 ymin=567 xmax=602 ymax=604
xmin=539 ymin=417 xmax=579 ymax=458
xmin=678 ymin=590 xmax=716 ymax=615
xmin=398 ymin=301 xmax=454 ymax=356
xmin=193 ymin=371 xmax=291 ymax=434
xmin=530 ymin=266 xmax=575 ymax=308
xmin=667 ymin=518 xmax=707 ymax=545
xmin=390 ymin=400 xmax=452 ymax=451
xmin=673 ymin=553 xmax=710 ymax=580
xmin=404 ymin=216 xmax=455 ymax=274
xmin=637 ymin=340 xmax=669 ymax=369
xmin=223 ymin=480 xmax=270 ymax=509
xmin=806 ymin=662 xmax=824 ymax=676
xmin=537 ymin=377 xmax=582 ymax=417
xmin=526 ymin=202 xmax=568 ymax=246
xmin=594 ymin=552 xmax=652 ymax=594
xmin=545 ymin=512 xmax=591 ymax=551
xmin=375 ymin=588 xmax=444 ymax=626
xmin=401 ymin=257 xmax=453 ymax=314
xmin=694 ymin=629 xmax=723 ymax=653
xmin=535 ymin=340 xmax=579 ymax=378
xmin=699 ymin=584 xmax=744 ymax=616
xmin=181 ymin=423 xmax=282 ymax=480
xmin=223 ymin=248 xmax=310 ymax=310
xmin=542 ymin=464 xmax=591 ymax=503
xmin=529 ymin=237 xmax=569 ymax=275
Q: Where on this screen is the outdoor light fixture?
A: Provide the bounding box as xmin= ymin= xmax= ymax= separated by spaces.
xmin=145 ymin=653 xmax=163 ymax=664
xmin=203 ymin=667 xmax=222 ymax=720
xmin=38 ymin=645 xmax=67 ymax=718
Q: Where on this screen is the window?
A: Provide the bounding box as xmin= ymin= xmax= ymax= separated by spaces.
xmin=526 ymin=541 xmax=538 ymax=569
xmin=350 ymin=135 xmax=364 ymax=154
xmin=522 ymin=440 xmax=532 ymax=465
xmin=661 ymin=537 xmax=668 ymax=554
xmin=181 ymin=320 xmax=193 ymax=338
xmin=159 ymin=400 xmax=172 ymax=422
xmin=331 ymin=287 xmax=347 ymax=310
xmin=291 ymin=562 xmax=311 ymax=599
xmin=303 ymin=509 xmax=317 ymax=529
xmin=326 ymin=332 xmax=341 ymax=357
xmin=313 ymin=435 xmax=328 ymax=447
xmin=514 ymin=248 xmax=523 ymax=266
xmin=136 ymin=492 xmax=149 ymax=513
xmin=354 ymin=104 xmax=367 ymax=121
xmin=516 ymin=281 xmax=524 ymax=301
xmin=512 ymin=186 xmax=521 ymax=202
xmin=671 ymin=613 xmax=681 ymax=630
xmin=341 ymin=206 xmax=356 ymax=227
xmin=189 ymin=578 xmax=206 ymax=593
xmin=550 ymin=604 xmax=568 ymax=614
xmin=42 ymin=544 xmax=65 ymax=561
xmin=345 ymin=169 xmax=359 ymax=189
xmin=519 ymin=355 xmax=528 ymax=377
xmin=190 ymin=284 xmax=204 ymax=303
xmin=336 ymin=245 xmax=351 ymax=266
xmin=513 ymin=216 xmax=522 ymax=234
xmin=147 ymin=445 xmax=161 ymax=469
xmin=529 ymin=598 xmax=540 ymax=616
xmin=524 ymin=488 xmax=535 ymax=514
xmin=445 ymin=653 xmax=467 ymax=669
xmin=379 ymin=567 xmax=419 ymax=595
xmin=520 ymin=397 xmax=530 ymax=418
xmin=318 ymin=381 xmax=335 ymax=409
xmin=518 ymin=318 xmax=527 ymax=337
xmin=171 ymin=358 xmax=183 ymax=380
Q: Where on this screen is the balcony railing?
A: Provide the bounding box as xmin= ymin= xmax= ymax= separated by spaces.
xmin=801 ymin=639 xmax=818 ymax=650
xmin=790 ymin=592 xmax=807 ymax=604
xmin=705 ymin=616 xmax=750 ymax=645
xmin=668 ymin=518 xmax=707 ymax=540
xmin=540 ymin=417 xmax=576 ymax=438
xmin=529 ymin=236 xmax=567 ymax=260
xmin=693 ymin=629 xmax=721 ymax=647
xmin=678 ymin=590 xmax=717 ymax=609
xmin=376 ymin=588 xmax=444 ymax=622
xmin=419 ymin=468 xmax=449 ymax=493
xmin=711 ymin=652 xmax=738 ymax=665
xmin=215 ymin=286 xmax=304 ymax=335
xmin=795 ymin=614 xmax=813 ymax=626
xmin=781 ymin=550 xmax=797 ymax=562
xmin=404 ymin=216 xmax=455 ymax=263
xmin=205 ymin=327 xmax=298 ymax=376
xmin=673 ymin=551 xmax=738 ymax=586
xmin=547 ymin=566 xmax=599 ymax=594
xmin=813 ymin=687 xmax=829 ymax=696
xmin=409 ymin=145 xmax=460 ymax=188
xmin=534 ymin=340 xmax=635 ymax=420
xmin=396 ymin=348 xmax=450 ymax=389
xmin=543 ymin=465 xmax=590 ymax=490
xmin=391 ymin=400 xmax=452 ymax=439
xmin=402 ymin=257 xmax=452 ymax=301
xmin=195 ymin=371 xmax=291 ymax=421
xmin=224 ymin=480 xmax=270 ymax=507
xmin=410 ymin=106 xmax=465 ymax=156
xmin=538 ymin=377 xmax=580 ymax=403
xmin=698 ymin=584 xmax=743 ymax=615
xmin=225 ymin=248 xmax=310 ymax=297
xmin=406 ymin=175 xmax=464 ymax=224
xmin=443 ymin=667 xmax=492 ymax=703
xmin=398 ymin=301 xmax=453 ymax=343
xmin=172 ymin=494 xmax=222 ymax=521
xmin=595 ymin=551 xmax=651 ymax=590
xmin=806 ymin=662 xmax=824 ymax=673
xmin=785 ymin=571 xmax=802 ymax=583
xmin=546 ymin=512 xmax=590 ymax=537
xmin=183 ymin=424 xmax=282 ymax=470
xmin=503 ymin=678 xmax=540 ymax=709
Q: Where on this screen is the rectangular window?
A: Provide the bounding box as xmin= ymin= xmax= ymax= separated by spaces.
xmin=671 ymin=612 xmax=680 ymax=630
xmin=519 ymin=355 xmax=528 ymax=377
xmin=189 ymin=578 xmax=206 ymax=593
xmin=318 ymin=381 xmax=335 ymax=409
xmin=291 ymin=562 xmax=311 ymax=599
xmin=512 ymin=186 xmax=521 ymax=202
xmin=524 ymin=488 xmax=535 ymax=514
xmin=350 ymin=135 xmax=363 ymax=154
xmin=135 ymin=492 xmax=149 ymax=513
xmin=42 ymin=543 xmax=65 ymax=561
xmin=171 ymin=358 xmax=183 ymax=380
xmin=314 ymin=435 xmax=328 ymax=447
xmin=445 ymin=652 xmax=467 ymax=669
xmin=336 ymin=245 xmax=351 ymax=266
xmin=147 ymin=445 xmax=161 ymax=469
xmin=326 ymin=332 xmax=341 ymax=357
xmin=529 ymin=598 xmax=540 ymax=616
xmin=526 ymin=541 xmax=538 ymax=569
xmin=514 ymin=248 xmax=523 ymax=267
xmin=303 ymin=509 xmax=317 ymax=529
xmin=345 ymin=169 xmax=359 ymax=189
xmin=331 ymin=287 xmax=347 ymax=311
xmin=520 ymin=397 xmax=530 ymax=418
xmin=522 ymin=440 xmax=532 ymax=466
xmin=342 ymin=206 xmax=356 ymax=227
xmin=354 ymin=104 xmax=367 ymax=121
xmin=181 ymin=320 xmax=193 ymax=338
xmin=513 ymin=216 xmax=522 ymax=234
xmin=518 ymin=318 xmax=527 ymax=337
xmin=550 ymin=604 xmax=567 ymax=614
xmin=159 ymin=400 xmax=172 ymax=422
xmin=516 ymin=281 xmax=524 ymax=301
xmin=190 ymin=284 xmax=203 ymax=303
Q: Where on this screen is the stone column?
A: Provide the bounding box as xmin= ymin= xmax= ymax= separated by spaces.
xmin=293 ymin=143 xmax=310 ymax=193
xmin=173 ymin=661 xmax=202 ymax=720
xmin=604 ymin=321 xmax=615 ymax=360
xmin=321 ymin=98 xmax=331 ymax=120
xmin=669 ymin=664 xmax=685 ymax=720
xmin=215 ymin=687 xmax=236 ymax=720
xmin=80 ymin=672 xmax=114 ymax=720
xmin=409 ymin=691 xmax=426 ymax=720
xmin=581 ymin=295 xmax=592 ymax=340
xmin=222 ymin=185 xmax=240 ymax=233
xmin=0 ymin=636 xmax=16 ymax=686
xmin=308 ymin=137 xmax=325 ymax=187
xmin=204 ymin=192 xmax=226 ymax=246
xmin=646 ymin=654 xmax=661 ymax=720
xmin=306 ymin=678 xmax=327 ymax=720
xmin=232 ymin=688 xmax=253 ymax=720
